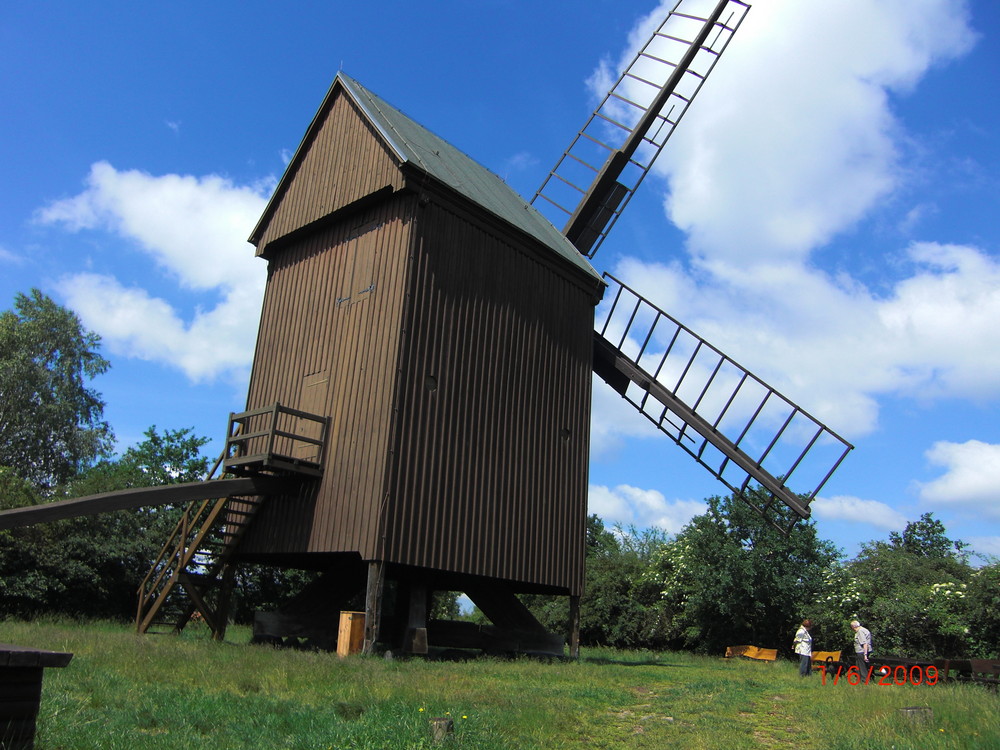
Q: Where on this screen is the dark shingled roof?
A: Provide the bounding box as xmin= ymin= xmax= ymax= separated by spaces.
xmin=339 ymin=73 xmax=601 ymax=282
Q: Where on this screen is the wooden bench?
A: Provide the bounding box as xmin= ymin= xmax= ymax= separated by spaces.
xmin=810 ymin=650 xmax=841 ymax=673
xmin=935 ymin=658 xmax=1000 ymax=689
xmin=0 ymin=643 xmax=74 ymax=750
xmin=725 ymin=645 xmax=778 ymax=661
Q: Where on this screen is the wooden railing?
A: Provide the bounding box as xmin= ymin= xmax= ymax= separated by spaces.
xmin=223 ymin=403 xmax=329 ymax=478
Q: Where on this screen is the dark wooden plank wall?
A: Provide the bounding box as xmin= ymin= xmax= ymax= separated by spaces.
xmin=254 ymin=90 xmax=405 ymax=254
xmin=239 ymin=196 xmax=414 ymax=558
xmin=383 ymin=199 xmax=595 ymax=595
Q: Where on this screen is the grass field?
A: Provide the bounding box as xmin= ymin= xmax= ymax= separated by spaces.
xmin=3 ymin=620 xmax=997 ymax=749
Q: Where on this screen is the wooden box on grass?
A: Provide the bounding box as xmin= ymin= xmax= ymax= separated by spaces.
xmin=337 ymin=611 xmax=366 ymax=657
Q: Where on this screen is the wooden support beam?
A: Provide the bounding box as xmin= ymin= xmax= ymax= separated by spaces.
xmin=178 ymin=573 xmax=220 ymax=635
xmin=403 ymin=582 xmax=429 ymax=654
xmin=212 ymin=564 xmax=237 ymax=642
xmin=463 ymin=582 xmax=549 ymax=636
xmin=362 ymin=560 xmax=384 ymax=655
xmin=0 ymin=476 xmax=290 ymax=530
xmin=568 ymin=595 xmax=581 ymax=660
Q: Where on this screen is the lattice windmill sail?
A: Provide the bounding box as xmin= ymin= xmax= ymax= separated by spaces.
xmin=537 ymin=0 xmax=852 ymax=529
xmin=595 ymin=274 xmax=851 ymax=531
xmin=534 ymin=0 xmax=750 ymax=258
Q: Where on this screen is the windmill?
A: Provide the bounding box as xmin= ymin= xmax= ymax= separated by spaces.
xmin=0 ymin=0 xmax=851 ymax=657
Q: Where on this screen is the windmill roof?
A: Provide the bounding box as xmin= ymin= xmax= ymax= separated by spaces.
xmin=254 ymin=73 xmax=602 ymax=285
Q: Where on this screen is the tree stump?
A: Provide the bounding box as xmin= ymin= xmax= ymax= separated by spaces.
xmin=429 ymin=717 xmax=454 ymax=743
xmin=898 ymin=706 xmax=933 ymax=724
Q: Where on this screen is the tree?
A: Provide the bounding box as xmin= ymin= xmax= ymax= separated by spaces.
xmin=838 ymin=513 xmax=974 ymax=658
xmin=520 ymin=515 xmax=672 ymax=648
xmin=230 ymin=565 xmax=321 ymax=625
xmin=965 ymin=562 xmax=1000 ymax=658
xmin=67 ymin=425 xmax=210 ymax=495
xmin=0 ymin=289 xmax=113 ymax=490
xmin=650 ymin=490 xmax=840 ymax=655
xmin=0 ymin=427 xmax=209 ymax=620
xmin=888 ymin=512 xmax=969 ymax=560
xmin=578 ymin=523 xmax=671 ymax=648
xmin=585 ymin=512 xmax=619 ymax=557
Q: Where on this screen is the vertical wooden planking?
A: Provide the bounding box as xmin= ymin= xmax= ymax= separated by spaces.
xmin=241 ymin=76 xmax=598 ymax=594
xmin=241 ymin=196 xmax=414 ymax=558
xmin=381 ymin=198 xmax=594 ymax=593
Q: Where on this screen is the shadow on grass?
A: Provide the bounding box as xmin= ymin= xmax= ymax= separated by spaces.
xmin=377 ymin=649 xmax=699 ymax=669
xmin=580 ymin=656 xmax=697 ymax=668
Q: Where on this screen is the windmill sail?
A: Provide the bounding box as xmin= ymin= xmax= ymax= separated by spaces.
xmin=532 ymin=0 xmax=750 ymax=258
xmin=534 ymin=0 xmax=851 ymax=528
xmin=594 ymin=274 xmax=853 ymax=531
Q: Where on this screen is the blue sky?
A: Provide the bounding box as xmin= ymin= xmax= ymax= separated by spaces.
xmin=2 ymin=0 xmax=999 ymax=561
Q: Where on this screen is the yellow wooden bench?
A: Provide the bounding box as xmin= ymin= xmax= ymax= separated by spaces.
xmin=811 ymin=650 xmax=842 ymax=672
xmin=725 ymin=645 xmax=777 ymax=661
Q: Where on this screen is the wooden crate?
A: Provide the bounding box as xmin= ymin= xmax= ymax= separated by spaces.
xmin=337 ymin=611 xmax=366 ymax=658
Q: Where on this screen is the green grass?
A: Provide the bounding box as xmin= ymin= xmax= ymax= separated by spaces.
xmin=3 ymin=620 xmax=997 ymax=749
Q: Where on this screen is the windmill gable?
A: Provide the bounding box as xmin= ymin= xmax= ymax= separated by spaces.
xmin=251 ymin=85 xmax=405 ymax=254
xmin=338 ymin=74 xmax=602 ymax=286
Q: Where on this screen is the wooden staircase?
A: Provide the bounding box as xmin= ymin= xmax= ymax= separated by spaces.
xmin=136 ymin=402 xmax=329 ymax=639
xmin=135 ymin=489 xmax=263 ymax=640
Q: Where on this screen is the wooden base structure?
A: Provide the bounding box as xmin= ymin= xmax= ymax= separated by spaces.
xmin=250 ymin=561 xmax=569 ymax=657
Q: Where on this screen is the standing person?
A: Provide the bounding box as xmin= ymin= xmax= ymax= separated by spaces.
xmin=793 ymin=619 xmax=813 ymax=677
xmin=851 ymin=620 xmax=872 ymax=674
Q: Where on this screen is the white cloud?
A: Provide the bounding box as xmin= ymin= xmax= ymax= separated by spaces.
xmin=877 ymin=244 xmax=1000 ymax=400
xmin=38 ymin=161 xmax=271 ymax=381
xmin=56 ymin=273 xmax=260 ymax=383
xmin=589 ymin=379 xmax=660 ymax=458
xmin=967 ymin=536 xmax=1000 ymax=558
xmin=589 ymin=483 xmax=706 ymax=533
xmin=0 ymin=245 xmax=22 ymax=265
xmin=504 ymin=151 xmax=538 ymax=174
xmin=38 ymin=161 xmax=270 ymax=290
xmin=918 ymin=440 xmax=1000 ymax=518
xmin=898 ymin=203 xmax=937 ymax=235
xmin=645 ymin=0 xmax=977 ymax=264
xmin=585 ymin=1 xmax=984 ymax=441
xmin=812 ymin=495 xmax=908 ymax=531
xmin=609 ymin=241 xmax=1000 ymax=440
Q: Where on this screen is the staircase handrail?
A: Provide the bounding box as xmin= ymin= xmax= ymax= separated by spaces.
xmin=136 ymin=433 xmax=236 ymax=630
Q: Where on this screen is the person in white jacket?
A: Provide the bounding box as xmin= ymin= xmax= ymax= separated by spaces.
xmin=851 ymin=620 xmax=872 ymax=673
xmin=793 ymin=619 xmax=813 ymax=677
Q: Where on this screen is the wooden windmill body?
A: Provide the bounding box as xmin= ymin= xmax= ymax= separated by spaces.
xmin=224 ymin=75 xmax=604 ymax=650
